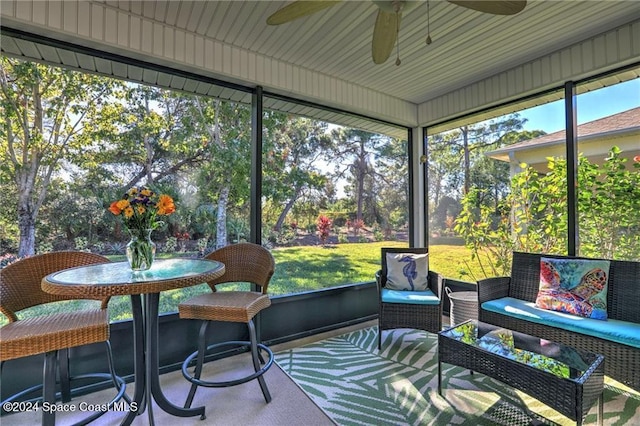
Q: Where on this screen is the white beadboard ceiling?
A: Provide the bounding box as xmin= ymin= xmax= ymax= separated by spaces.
xmin=2 ymin=0 xmax=639 ymax=138
xmin=99 ymin=0 xmax=639 ymax=103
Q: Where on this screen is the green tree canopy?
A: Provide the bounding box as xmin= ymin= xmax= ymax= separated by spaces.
xmin=1 ymin=57 xmax=123 ymax=256
xmin=455 ymin=147 xmax=640 ymax=278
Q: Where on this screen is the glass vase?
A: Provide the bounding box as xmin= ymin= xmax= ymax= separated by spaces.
xmin=126 ymin=229 xmax=156 ymax=271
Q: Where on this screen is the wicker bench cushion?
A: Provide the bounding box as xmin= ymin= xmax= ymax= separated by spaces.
xmin=482 ymin=297 xmax=640 ymax=349
xmin=381 ymin=289 xmax=439 ymax=305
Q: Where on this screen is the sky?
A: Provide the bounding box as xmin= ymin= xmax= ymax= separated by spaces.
xmin=520 ymin=78 xmax=640 ymax=134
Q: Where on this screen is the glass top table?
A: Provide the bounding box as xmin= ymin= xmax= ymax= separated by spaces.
xmin=43 ymin=258 xmax=223 ymax=295
xmin=42 ymin=258 xmax=225 ymax=426
xmin=438 ymin=320 xmax=604 ymax=426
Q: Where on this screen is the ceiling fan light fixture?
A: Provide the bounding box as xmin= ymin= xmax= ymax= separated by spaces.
xmin=395 ymin=9 xmax=401 ymax=66
xmin=372 ymin=0 xmax=420 ymax=14
xmin=425 ymin=0 xmax=433 ymax=45
xmin=268 ymin=0 xmax=527 ymax=65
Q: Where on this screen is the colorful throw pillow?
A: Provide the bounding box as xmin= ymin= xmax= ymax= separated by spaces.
xmin=385 ymin=252 xmax=429 ymax=291
xmin=535 ymin=257 xmax=610 ymax=320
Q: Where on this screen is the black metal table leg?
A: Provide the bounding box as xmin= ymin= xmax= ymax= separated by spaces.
xmin=121 ymin=293 xmax=205 ymax=425
xmin=59 ymin=349 xmax=71 ymax=403
xmin=121 ymin=295 xmax=146 ymax=426
xmin=437 ymin=360 xmax=442 ymax=397
xmin=43 ymin=351 xmax=57 ymax=426
xmin=146 ymin=293 xmax=206 ymax=421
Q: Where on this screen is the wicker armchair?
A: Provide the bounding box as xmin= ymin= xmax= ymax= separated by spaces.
xmin=0 ymin=251 xmax=126 ymax=426
xmin=179 ymin=243 xmax=275 ymax=409
xmin=376 ymin=247 xmax=444 ymax=350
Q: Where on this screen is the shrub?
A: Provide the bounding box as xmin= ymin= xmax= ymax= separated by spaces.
xmin=106 ymin=241 xmax=126 ymax=255
xmin=455 ymin=147 xmax=640 ymax=279
xmin=164 ymin=236 xmax=178 ymax=253
xmin=196 ymin=238 xmax=208 ymax=255
xmin=276 ymin=228 xmax=296 ymax=245
xmin=0 ymin=253 xmax=19 ymax=269
xmin=74 ymin=237 xmax=89 ymax=251
xmin=228 ymin=217 xmax=248 ymax=244
xmin=92 ymin=241 xmax=105 ymax=254
xmin=351 ymin=219 xmax=365 ymax=236
xmin=37 ymin=241 xmax=53 ymax=254
xmin=316 ymin=215 xmax=332 ymax=246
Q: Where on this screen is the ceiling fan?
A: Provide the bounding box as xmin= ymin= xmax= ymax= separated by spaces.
xmin=267 ymin=1 xmax=527 ymax=65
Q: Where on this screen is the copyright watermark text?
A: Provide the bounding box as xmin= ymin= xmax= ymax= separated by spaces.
xmin=2 ymin=401 xmax=137 ymax=414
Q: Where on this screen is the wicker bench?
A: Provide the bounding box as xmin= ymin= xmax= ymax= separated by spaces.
xmin=478 ymin=251 xmax=640 ymax=392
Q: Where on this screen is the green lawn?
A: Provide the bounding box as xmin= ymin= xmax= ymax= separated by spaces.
xmin=2 ymin=242 xmax=484 ymax=325
xmin=268 ymin=241 xmax=483 ymax=294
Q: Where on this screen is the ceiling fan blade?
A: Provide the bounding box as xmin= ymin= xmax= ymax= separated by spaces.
xmin=267 ymin=1 xmax=342 ymax=25
xmin=447 ymin=1 xmax=527 ymax=15
xmin=372 ymin=10 xmax=400 ymax=64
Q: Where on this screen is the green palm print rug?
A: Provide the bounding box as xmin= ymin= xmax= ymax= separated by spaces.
xmin=274 ymin=327 xmax=640 ymax=425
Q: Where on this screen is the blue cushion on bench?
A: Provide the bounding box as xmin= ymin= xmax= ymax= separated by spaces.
xmin=482 ymin=297 xmax=640 ymax=349
xmin=381 ymin=288 xmax=439 ymax=305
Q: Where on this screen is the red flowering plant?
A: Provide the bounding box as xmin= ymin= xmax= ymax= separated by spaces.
xmin=316 ymin=214 xmax=332 ymax=246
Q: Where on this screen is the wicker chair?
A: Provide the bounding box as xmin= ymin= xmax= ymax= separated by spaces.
xmin=0 ymin=251 xmax=126 ymax=426
xmin=376 ymin=247 xmax=444 ymax=350
xmin=178 ymin=243 xmax=275 ymax=408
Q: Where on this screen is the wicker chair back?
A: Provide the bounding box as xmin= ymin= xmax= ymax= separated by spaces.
xmin=203 ymin=243 xmax=275 ymax=294
xmin=0 ymin=251 xmax=111 ymax=322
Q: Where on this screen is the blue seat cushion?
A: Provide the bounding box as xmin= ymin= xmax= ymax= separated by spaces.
xmin=381 ymin=288 xmax=439 ymax=305
xmin=482 ymin=297 xmax=640 ymax=349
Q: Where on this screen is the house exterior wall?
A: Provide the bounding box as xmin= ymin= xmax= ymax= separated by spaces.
xmin=501 ymin=133 xmax=639 ymax=175
xmin=418 ymin=20 xmax=640 ymax=129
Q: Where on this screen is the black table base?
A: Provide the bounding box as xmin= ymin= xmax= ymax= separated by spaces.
xmin=121 ymin=294 xmax=205 ymax=425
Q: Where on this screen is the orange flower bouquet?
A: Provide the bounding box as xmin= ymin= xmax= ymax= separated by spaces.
xmin=109 ymin=186 xmax=175 ymax=270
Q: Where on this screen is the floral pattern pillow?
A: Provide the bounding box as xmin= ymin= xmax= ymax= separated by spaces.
xmin=385 ymin=253 xmax=429 ymax=291
xmin=535 ymin=257 xmax=610 ymax=320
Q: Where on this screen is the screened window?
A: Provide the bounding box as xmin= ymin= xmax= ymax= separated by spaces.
xmin=261 ymin=102 xmax=409 ymax=295
xmin=575 ymin=76 xmax=640 ymax=261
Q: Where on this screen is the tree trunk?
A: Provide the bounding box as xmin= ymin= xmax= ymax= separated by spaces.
xmin=143 ymin=98 xmax=155 ymax=184
xmin=15 ymin=80 xmax=45 ymax=258
xmin=463 ymin=126 xmax=470 ymax=195
xmin=273 ymin=189 xmax=300 ymax=232
xmin=17 ymin=203 xmax=36 ymax=257
xmin=433 ymin=172 xmax=442 ymax=209
xmin=216 ymin=185 xmax=229 ymax=249
xmin=356 ymin=166 xmax=365 ymax=222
